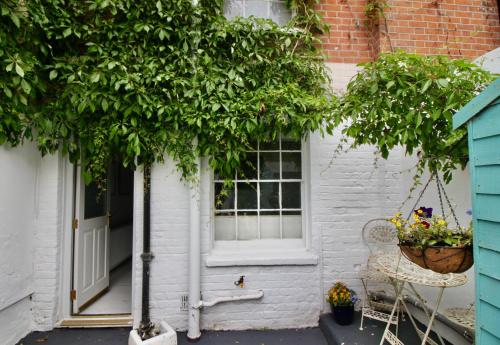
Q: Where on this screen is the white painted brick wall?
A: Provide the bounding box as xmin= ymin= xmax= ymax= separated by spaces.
xmin=31 ymin=154 xmax=64 ymax=331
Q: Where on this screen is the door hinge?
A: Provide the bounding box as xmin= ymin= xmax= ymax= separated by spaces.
xmin=72 ymin=219 xmax=78 ymax=230
xmin=70 ymin=290 xmax=76 ymax=300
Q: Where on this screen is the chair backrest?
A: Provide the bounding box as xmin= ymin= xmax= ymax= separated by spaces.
xmin=362 ymin=218 xmax=398 ymax=255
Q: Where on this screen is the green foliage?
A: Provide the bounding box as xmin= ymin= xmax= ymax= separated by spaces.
xmin=0 ymin=0 xmax=333 ymax=186
xmin=333 ymin=51 xmax=495 ymax=182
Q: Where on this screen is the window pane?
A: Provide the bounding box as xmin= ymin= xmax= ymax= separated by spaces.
xmin=215 ymin=183 xmax=235 ymax=210
xmin=215 ymin=213 xmax=236 ymax=240
xmin=238 ymin=211 xmax=258 ymax=240
xmin=260 ymin=211 xmax=280 ymax=239
xmin=237 ymin=182 xmax=257 ymax=209
xmin=245 ymin=0 xmax=269 ymax=17
xmin=282 ymin=211 xmax=301 ymax=238
xmin=270 ymin=1 xmax=291 ymax=25
xmin=260 ymin=152 xmax=280 ymax=180
xmin=260 ymin=182 xmax=279 ymax=209
xmin=282 ymin=152 xmax=301 ymax=179
xmin=281 ymin=136 xmax=301 ymax=150
xmin=282 ymin=182 xmax=301 ymax=208
xmin=224 ymin=0 xmax=243 ymax=19
xmin=84 ymin=182 xmax=106 ymax=219
xmin=237 ymin=152 xmax=257 ymax=180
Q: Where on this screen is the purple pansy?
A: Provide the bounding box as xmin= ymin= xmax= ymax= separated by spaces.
xmin=415 ymin=206 xmax=433 ymax=218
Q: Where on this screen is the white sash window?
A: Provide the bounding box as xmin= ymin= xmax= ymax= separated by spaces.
xmin=214 ymin=135 xmax=303 ymax=242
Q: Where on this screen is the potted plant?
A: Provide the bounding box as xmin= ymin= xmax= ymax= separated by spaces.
xmin=326 ymin=282 xmax=358 ymax=325
xmin=391 ymin=207 xmax=473 ymax=274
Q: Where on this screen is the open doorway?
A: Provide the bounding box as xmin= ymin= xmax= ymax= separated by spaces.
xmin=71 ymin=159 xmax=134 ymax=316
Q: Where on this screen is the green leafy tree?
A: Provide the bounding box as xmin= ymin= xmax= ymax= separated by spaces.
xmin=0 ymin=0 xmax=333 ymax=187
xmin=333 ymin=51 xmax=495 ymax=182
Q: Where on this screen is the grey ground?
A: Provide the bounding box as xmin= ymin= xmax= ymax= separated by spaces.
xmin=17 ymin=311 xmax=451 ymax=345
xmin=17 ymin=327 xmax=327 ymax=345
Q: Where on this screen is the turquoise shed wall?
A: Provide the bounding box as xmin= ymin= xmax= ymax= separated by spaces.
xmin=467 ymin=99 xmax=500 ymax=345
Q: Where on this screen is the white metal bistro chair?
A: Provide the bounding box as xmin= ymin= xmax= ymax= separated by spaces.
xmin=359 ymin=218 xmax=400 ymax=331
xmin=444 ymin=304 xmax=475 ymax=336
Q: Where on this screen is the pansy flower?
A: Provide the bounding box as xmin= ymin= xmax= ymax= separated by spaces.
xmin=415 ymin=206 xmax=433 ymax=218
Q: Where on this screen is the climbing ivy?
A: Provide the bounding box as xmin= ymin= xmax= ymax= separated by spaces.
xmin=333 ymin=51 xmax=495 ymax=182
xmin=0 ymin=0 xmax=333 ymax=187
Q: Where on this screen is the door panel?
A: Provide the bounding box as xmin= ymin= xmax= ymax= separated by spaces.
xmin=73 ymin=168 xmax=110 ymax=314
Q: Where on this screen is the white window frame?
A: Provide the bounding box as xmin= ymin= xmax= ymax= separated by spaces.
xmin=206 ymin=137 xmax=316 ymax=266
xmin=224 ymin=0 xmax=293 ymax=25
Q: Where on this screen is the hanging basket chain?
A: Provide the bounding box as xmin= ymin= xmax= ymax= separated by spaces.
xmin=436 ymin=174 xmax=461 ymax=228
xmin=404 ymin=169 xmax=461 ymax=228
xmin=435 ymin=176 xmax=445 ymax=218
xmin=405 ymin=173 xmax=435 ymax=221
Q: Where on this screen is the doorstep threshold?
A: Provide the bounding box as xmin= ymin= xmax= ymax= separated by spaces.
xmin=58 ymin=314 xmax=133 ymax=328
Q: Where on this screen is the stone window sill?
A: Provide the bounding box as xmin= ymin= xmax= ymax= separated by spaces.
xmin=205 ymin=249 xmax=318 ymax=267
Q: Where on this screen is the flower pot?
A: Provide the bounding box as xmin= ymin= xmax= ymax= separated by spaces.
xmin=128 ymin=321 xmax=177 ymax=345
xmin=330 ymin=304 xmax=355 ymax=325
xmin=399 ymin=244 xmax=473 ymax=274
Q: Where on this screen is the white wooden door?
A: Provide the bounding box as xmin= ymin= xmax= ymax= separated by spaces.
xmin=72 ymin=168 xmax=110 ymax=314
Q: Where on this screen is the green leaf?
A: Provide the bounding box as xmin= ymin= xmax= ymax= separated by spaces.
xmin=102 ymin=99 xmax=109 ymax=111
xmin=15 ymin=64 xmax=24 ymax=78
xmin=156 ymin=1 xmax=162 ymax=12
xmin=436 ymin=78 xmax=449 ymax=88
xmin=78 ymin=101 xmax=86 ymax=114
xmin=63 ymin=28 xmax=72 ymax=38
xmin=421 ymin=79 xmax=432 ymax=93
xmin=21 ymin=79 xmax=31 ymax=94
xmin=90 ymin=72 xmax=100 ymax=83
xmin=212 ymin=103 xmax=221 ymax=112
xmin=3 ymin=87 xmax=12 ymax=98
xmin=285 ymin=38 xmax=291 ymax=47
xmin=49 ymin=70 xmax=58 ymax=80
xmin=10 ymin=13 xmax=20 ymax=28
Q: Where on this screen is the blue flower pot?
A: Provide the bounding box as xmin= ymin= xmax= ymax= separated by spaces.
xmin=330 ymin=304 xmax=354 ymax=325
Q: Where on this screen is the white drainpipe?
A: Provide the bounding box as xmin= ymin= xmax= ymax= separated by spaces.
xmin=187 ymin=157 xmax=201 ymax=340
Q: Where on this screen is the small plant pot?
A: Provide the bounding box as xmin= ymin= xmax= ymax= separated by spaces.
xmin=330 ymin=304 xmax=355 ymax=326
xmin=128 ymin=321 xmax=177 ymax=345
xmin=399 ymin=244 xmax=473 ymax=274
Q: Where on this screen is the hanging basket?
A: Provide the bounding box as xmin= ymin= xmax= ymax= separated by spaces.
xmin=399 ymin=244 xmax=473 ymax=274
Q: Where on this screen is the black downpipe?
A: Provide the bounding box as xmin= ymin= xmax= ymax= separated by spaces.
xmin=139 ymin=164 xmax=155 ymax=339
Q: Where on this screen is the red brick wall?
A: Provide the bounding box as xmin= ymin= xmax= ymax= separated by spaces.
xmin=317 ymin=0 xmax=500 ymax=63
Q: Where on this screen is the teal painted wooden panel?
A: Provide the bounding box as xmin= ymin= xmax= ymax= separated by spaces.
xmin=481 ymin=329 xmax=500 ymax=345
xmin=478 ymin=248 xmax=500 ymax=281
xmin=475 ymin=194 xmax=500 ymax=222
xmin=478 ymin=300 xmax=500 ymax=340
xmin=472 ymin=135 xmax=500 ymax=167
xmin=476 ymin=220 xmax=500 ymax=252
xmin=476 ymin=165 xmax=500 ymax=194
xmin=478 ymin=273 xmax=500 ymax=309
xmin=472 ymin=103 xmax=500 ymax=139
